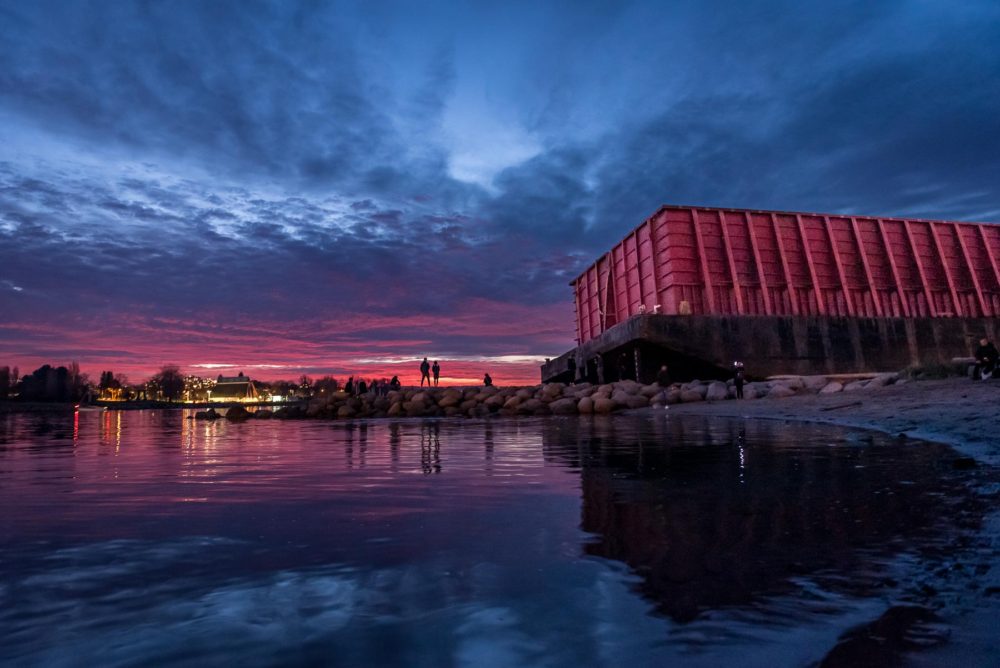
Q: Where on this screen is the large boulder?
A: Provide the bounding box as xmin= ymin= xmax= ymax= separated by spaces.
xmin=337 ymin=405 xmax=356 ymax=418
xmin=577 ymin=396 xmax=594 ymax=414
xmin=194 ymin=408 xmax=221 ymax=420
xmin=705 ymin=382 xmax=729 ymax=401
xmin=438 ymin=394 xmax=462 ymax=408
xmin=593 ymin=397 xmax=617 ymax=414
xmin=484 ymin=394 xmax=506 ymax=409
xmin=867 ymin=373 xmax=898 ymax=388
xmin=640 ymin=384 xmax=662 ymax=398
xmin=254 ymin=409 xmax=274 ymax=420
xmin=515 ymin=388 xmax=534 ymax=401
xmin=549 ymin=398 xmax=578 ymax=415
xmin=679 ymin=390 xmax=703 ymax=403
xmin=844 ymin=380 xmax=869 ymax=392
xmin=768 ymin=384 xmax=796 ymax=398
xmin=624 ymin=394 xmax=649 ymax=409
xmin=225 ymin=405 xmax=251 ymax=421
xmin=819 ymin=381 xmax=844 ymax=394
xmin=802 ymin=376 xmax=830 ymax=392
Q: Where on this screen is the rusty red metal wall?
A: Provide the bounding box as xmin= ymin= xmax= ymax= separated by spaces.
xmin=573 ymin=205 xmax=1000 ymax=344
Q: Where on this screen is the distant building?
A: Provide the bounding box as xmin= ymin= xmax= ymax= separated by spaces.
xmin=208 ymin=372 xmax=258 ymax=402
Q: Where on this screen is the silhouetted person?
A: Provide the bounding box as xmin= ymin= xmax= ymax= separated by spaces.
xmin=389 ymin=375 xmax=401 ymax=390
xmin=655 ymin=365 xmax=671 ymax=407
xmin=974 ymin=338 xmax=998 ymax=380
xmin=357 ymin=379 xmax=367 ymax=394
xmin=733 ymin=361 xmax=746 ymax=399
xmin=345 ymin=376 xmax=354 ymax=394
xmin=432 ymin=361 xmax=440 ymax=386
xmin=420 ymin=358 xmax=431 ymax=387
xmin=483 ymin=373 xmax=493 ymax=387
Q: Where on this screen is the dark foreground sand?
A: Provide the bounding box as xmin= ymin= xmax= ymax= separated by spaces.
xmin=669 ymin=377 xmax=1000 ymax=466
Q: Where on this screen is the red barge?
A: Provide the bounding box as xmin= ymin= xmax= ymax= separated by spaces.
xmin=541 ymin=205 xmax=1000 ymax=382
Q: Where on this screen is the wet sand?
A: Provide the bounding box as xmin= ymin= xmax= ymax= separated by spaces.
xmin=668 ymin=377 xmax=1000 ymax=466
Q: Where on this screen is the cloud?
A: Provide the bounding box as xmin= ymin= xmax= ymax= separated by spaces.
xmin=2 ymin=0 xmax=1000 ymax=382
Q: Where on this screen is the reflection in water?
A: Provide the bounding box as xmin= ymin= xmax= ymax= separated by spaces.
xmin=537 ymin=416 xmax=972 ymax=624
xmin=0 ymin=410 xmax=991 ymax=667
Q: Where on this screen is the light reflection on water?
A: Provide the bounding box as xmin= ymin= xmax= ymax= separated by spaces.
xmin=0 ymin=410 xmax=983 ymax=666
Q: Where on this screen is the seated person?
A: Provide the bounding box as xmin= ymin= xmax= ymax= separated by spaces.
xmin=974 ymin=338 xmax=999 ymax=379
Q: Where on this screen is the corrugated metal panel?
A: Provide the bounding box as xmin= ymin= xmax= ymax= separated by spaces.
xmin=572 ymin=205 xmax=1000 ymax=344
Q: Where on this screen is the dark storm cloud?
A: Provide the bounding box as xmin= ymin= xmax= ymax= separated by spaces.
xmin=2 ymin=0 xmax=1000 ymax=378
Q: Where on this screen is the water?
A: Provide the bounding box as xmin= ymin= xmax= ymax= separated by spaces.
xmin=0 ymin=409 xmax=991 ymax=666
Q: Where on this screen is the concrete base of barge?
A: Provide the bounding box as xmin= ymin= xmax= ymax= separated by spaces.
xmin=540 ymin=314 xmax=999 ymax=384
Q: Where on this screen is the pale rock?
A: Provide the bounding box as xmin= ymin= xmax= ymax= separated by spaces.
xmin=819 ymin=382 xmax=843 ymax=394
xmin=768 ymin=384 xmax=796 ymax=398
xmin=680 ymin=390 xmax=703 ymax=403
xmin=577 ymin=396 xmax=594 ymax=414
xmin=844 ymin=380 xmax=869 ymax=392
xmin=706 ymin=382 xmax=729 ymax=401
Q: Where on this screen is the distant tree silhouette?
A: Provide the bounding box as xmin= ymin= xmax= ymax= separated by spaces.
xmin=153 ymin=365 xmax=185 ymax=402
xmin=19 ymin=364 xmax=83 ymax=402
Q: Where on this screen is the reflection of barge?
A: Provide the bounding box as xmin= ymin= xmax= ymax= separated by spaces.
xmin=538 ymin=417 xmax=973 ymax=623
xmin=542 ymin=206 xmax=1000 ymax=382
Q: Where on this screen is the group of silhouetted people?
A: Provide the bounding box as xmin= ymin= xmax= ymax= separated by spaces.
xmin=344 ymin=376 xmax=402 ymax=397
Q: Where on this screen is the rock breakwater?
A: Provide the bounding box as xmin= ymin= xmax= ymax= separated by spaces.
xmin=194 ymin=372 xmax=902 ymax=421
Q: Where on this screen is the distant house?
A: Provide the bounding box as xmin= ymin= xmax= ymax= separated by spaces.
xmin=208 ymin=372 xmax=259 ymax=403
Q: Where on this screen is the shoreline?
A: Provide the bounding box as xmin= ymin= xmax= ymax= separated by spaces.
xmin=663 ymin=377 xmax=1000 ymax=466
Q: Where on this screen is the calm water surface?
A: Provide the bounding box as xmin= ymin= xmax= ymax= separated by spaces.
xmin=0 ymin=409 xmax=988 ymax=666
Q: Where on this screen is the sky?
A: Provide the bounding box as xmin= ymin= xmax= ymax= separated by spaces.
xmin=2 ymin=0 xmax=1000 ymax=385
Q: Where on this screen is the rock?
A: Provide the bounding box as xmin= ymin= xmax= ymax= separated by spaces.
xmin=593 ymin=397 xmax=617 ymax=414
xmin=615 ymin=380 xmax=642 ymax=395
xmin=336 ymin=405 xmax=356 ymax=418
xmin=679 ymin=390 xmax=703 ymax=403
xmin=254 ymin=409 xmax=274 ymax=419
xmin=225 ymin=405 xmax=251 ymax=421
xmin=802 ymin=375 xmax=830 ymax=392
xmin=640 ymin=384 xmax=661 ymax=398
xmin=705 ymin=381 xmax=729 ymax=401
xmin=387 ymin=402 xmax=402 ymax=416
xmin=194 ymin=408 xmax=220 ymax=420
xmin=515 ymin=388 xmax=534 ymax=401
xmin=610 ymin=390 xmax=631 ymax=405
xmin=868 ymin=373 xmax=898 ymax=388
xmin=518 ymin=398 xmax=544 ymax=414
xmin=624 ymin=394 xmax=649 ymax=409
xmin=550 ymin=398 xmax=578 ymax=415
xmin=768 ymin=384 xmax=796 ymax=398
xmin=503 ymin=397 xmax=521 ymax=410
xmin=577 ymin=396 xmax=594 ymax=414
xmin=438 ymin=394 xmax=461 ymax=408
xmin=541 ymin=383 xmax=564 ymax=399
xmin=820 ymin=381 xmax=844 ymax=394
xmin=459 ymin=399 xmax=478 ymax=412
xmin=844 ymin=380 xmax=869 ymax=392
xmin=484 ymin=394 xmax=506 ymax=409
xmin=665 ymin=389 xmax=682 ymax=404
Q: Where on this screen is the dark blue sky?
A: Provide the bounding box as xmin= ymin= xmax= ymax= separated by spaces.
xmin=2 ymin=0 xmax=999 ymax=382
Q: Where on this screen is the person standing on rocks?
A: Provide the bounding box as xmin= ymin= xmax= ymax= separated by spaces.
xmin=483 ymin=373 xmax=493 ymax=387
xmin=432 ymin=361 xmax=441 ymax=386
xmin=733 ymin=361 xmax=746 ymax=399
xmin=420 ymin=358 xmax=431 ymax=387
